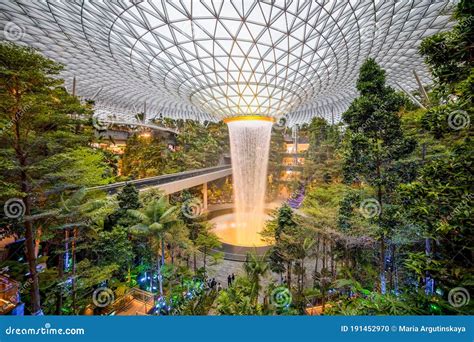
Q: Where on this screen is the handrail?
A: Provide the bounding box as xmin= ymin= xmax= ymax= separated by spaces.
xmin=99 ymin=120 xmax=180 ymax=135
xmin=87 ymin=165 xmax=231 ymax=194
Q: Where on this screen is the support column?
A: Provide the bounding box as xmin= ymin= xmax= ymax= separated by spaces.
xmin=72 ymin=76 xmax=76 ymax=96
xmin=413 ymin=70 xmax=430 ymax=106
xmin=202 ymin=182 xmax=208 ymax=211
xmin=395 ymin=82 xmax=426 ymax=109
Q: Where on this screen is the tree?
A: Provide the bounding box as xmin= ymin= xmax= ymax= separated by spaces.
xmin=243 ymin=252 xmax=269 ymax=307
xmin=121 ymin=134 xmax=173 ymax=178
xmin=164 ymin=220 xmax=191 ymax=265
xmin=341 ymin=58 xmax=416 ymax=293
xmin=105 ymin=183 xmax=140 ymax=229
xmin=267 ymin=128 xmax=286 ymax=200
xmin=399 ymin=0 xmax=473 ymax=298
xmin=0 ymin=42 xmax=93 ymax=313
xmin=48 ymin=188 xmax=112 ymax=314
xmin=94 ymin=226 xmax=134 ymax=274
xmin=128 ymin=196 xmax=178 ymax=295
xmin=121 ymin=119 xmax=229 ymax=178
xmin=195 ymin=225 xmax=221 ymax=272
xmin=262 ymin=204 xmax=299 ymax=288
xmin=216 ymin=276 xmax=263 ymax=315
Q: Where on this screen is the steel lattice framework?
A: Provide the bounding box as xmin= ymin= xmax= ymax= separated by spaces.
xmin=0 ymin=0 xmax=455 ymax=125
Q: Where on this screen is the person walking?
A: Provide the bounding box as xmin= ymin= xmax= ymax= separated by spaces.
xmin=227 ymin=275 xmax=232 ymax=287
xmin=231 ymin=273 xmax=235 ymax=284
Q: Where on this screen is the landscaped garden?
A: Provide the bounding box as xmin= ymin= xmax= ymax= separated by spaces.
xmin=0 ymin=0 xmax=472 ymax=317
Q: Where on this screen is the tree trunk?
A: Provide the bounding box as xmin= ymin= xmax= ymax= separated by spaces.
xmin=380 ymin=237 xmax=386 ymax=294
xmin=425 ymin=238 xmax=434 ymax=294
xmin=72 ymin=227 xmax=77 ymax=314
xmin=375 ymin=134 xmax=386 ymax=295
xmin=377 ymin=185 xmax=386 ymax=294
xmin=321 ymin=286 xmax=326 ymax=313
xmin=161 ymin=236 xmax=165 ymax=266
xmin=157 ymin=256 xmax=163 ymax=296
xmin=322 ymin=238 xmax=326 ymax=270
xmin=286 ymin=261 xmax=292 ymax=287
xmin=9 ymin=93 xmax=36 ymax=314
xmin=313 ymin=236 xmax=320 ymax=287
xmin=300 ymin=258 xmax=305 ymax=294
xmin=34 ymin=225 xmax=42 ymax=258
xmin=15 ymin=117 xmax=41 ymax=313
xmin=388 ymin=244 xmax=396 ymax=293
xmin=330 ymin=242 xmax=335 ymax=279
xmin=56 ymin=233 xmax=64 ymax=315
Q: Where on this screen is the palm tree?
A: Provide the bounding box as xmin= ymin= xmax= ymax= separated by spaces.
xmin=244 ymin=251 xmax=269 ymax=307
xmin=128 ymin=196 xmax=178 ymax=295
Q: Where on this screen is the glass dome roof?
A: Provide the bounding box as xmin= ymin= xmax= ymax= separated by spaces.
xmin=0 ymin=1 xmax=455 ymax=125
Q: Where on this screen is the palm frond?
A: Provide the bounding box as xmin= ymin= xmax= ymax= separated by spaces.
xmin=127 ymin=209 xmax=149 ymax=223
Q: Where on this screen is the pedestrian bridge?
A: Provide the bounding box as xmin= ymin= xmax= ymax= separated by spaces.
xmin=88 ymin=165 xmax=232 ymax=196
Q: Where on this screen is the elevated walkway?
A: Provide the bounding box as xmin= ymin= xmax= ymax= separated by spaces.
xmin=88 ymin=165 xmax=232 ymax=195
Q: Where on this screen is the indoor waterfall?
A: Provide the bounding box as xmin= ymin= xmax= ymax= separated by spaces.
xmin=225 ymin=117 xmax=273 ymax=246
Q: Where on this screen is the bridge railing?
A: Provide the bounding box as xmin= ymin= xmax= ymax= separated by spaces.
xmin=87 ymin=164 xmax=231 ymax=194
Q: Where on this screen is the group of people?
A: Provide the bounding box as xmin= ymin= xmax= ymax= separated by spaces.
xmin=204 ymin=273 xmax=236 ymax=292
xmin=207 ymin=278 xmax=221 ymax=291
xmin=227 ymin=273 xmax=235 ymax=287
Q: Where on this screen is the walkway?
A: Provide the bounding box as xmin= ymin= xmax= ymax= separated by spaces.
xmin=88 ymin=165 xmax=232 ymax=195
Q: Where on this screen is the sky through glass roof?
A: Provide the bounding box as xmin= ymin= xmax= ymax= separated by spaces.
xmin=0 ymin=0 xmax=456 ymax=125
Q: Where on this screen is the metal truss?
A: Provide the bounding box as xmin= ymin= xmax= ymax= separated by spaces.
xmin=0 ymin=1 xmax=456 ymax=125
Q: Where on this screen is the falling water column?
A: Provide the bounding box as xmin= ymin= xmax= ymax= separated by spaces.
xmin=225 ymin=116 xmax=273 ymax=246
